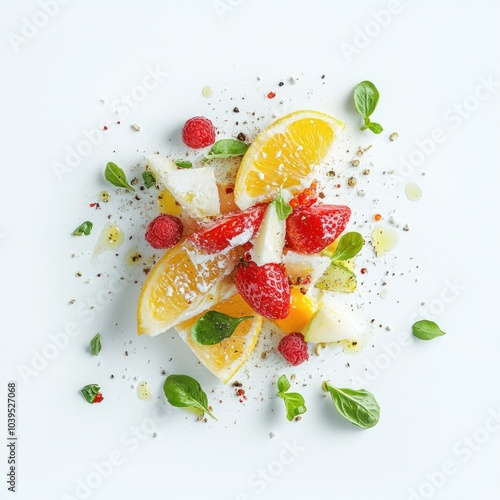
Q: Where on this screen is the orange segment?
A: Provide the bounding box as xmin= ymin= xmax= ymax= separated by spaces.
xmin=175 ymin=293 xmax=262 ymax=383
xmin=234 ymin=110 xmax=345 ymax=209
xmin=137 ymin=239 xmax=238 ymax=336
xmin=273 ymin=287 xmax=318 ymax=334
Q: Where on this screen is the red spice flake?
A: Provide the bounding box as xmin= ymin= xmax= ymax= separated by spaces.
xmin=89 ymin=203 xmax=96 ymax=207
xmin=361 ymin=268 xmax=368 ymax=274
xmin=93 ymin=392 xmax=104 ymax=403
xmin=267 ymin=91 xmax=276 ymax=99
xmin=103 ymin=125 xmax=108 ymax=131
xmin=374 ymin=214 xmax=382 ymax=221
xmin=225 ymin=186 xmax=234 ymax=194
xmin=236 ymin=388 xmax=247 ymax=402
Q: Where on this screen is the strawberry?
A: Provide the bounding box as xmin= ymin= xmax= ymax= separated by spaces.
xmin=188 ymin=204 xmax=267 ymax=253
xmin=235 ymin=262 xmax=290 ymax=319
xmin=286 ymin=204 xmax=351 ymax=254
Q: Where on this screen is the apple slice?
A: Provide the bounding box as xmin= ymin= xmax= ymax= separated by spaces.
xmin=304 ymin=303 xmax=360 ymax=344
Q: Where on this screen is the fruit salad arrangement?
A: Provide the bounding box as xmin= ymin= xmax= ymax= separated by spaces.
xmin=137 ymin=110 xmax=364 ymax=384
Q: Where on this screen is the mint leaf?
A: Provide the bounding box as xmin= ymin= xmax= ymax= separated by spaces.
xmin=412 ymin=320 xmax=446 ymax=340
xmin=142 ymin=170 xmax=156 ymax=188
xmin=272 ymin=191 xmax=292 ymax=221
xmin=73 ymin=221 xmax=93 ymax=236
xmin=205 ymin=139 xmax=249 ymax=161
xmin=191 ymin=311 xmax=253 ymax=345
xmin=90 ymin=333 xmax=101 ymax=356
xmin=175 ymin=160 xmax=193 ymax=169
xmin=81 ymin=384 xmax=100 ymax=404
xmin=104 ymin=162 xmax=135 ymax=191
xmin=277 ymin=374 xmax=307 ymax=422
xmin=163 ymin=374 xmax=216 ymax=419
xmin=330 ymin=232 xmax=364 ymax=261
xmin=323 ymin=381 xmax=380 ymax=428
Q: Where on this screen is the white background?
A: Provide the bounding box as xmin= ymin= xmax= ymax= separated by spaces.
xmin=1 ymin=1 xmax=499 ymax=499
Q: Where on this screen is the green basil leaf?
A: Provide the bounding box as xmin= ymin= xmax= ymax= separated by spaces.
xmin=81 ymin=384 xmax=100 ymax=404
xmin=272 ymin=191 xmax=292 ymax=221
xmin=191 ymin=311 xmax=253 ymax=345
xmin=277 ymin=374 xmax=291 ymax=394
xmin=104 ymin=162 xmax=135 ymax=191
xmin=330 ymin=232 xmax=364 ymax=261
xmin=324 ymin=382 xmax=380 ymax=429
xmin=368 ymin=122 xmax=383 ymax=134
xmin=279 ymin=392 xmax=307 ymax=422
xmin=412 ymin=320 xmax=446 ymax=340
xmin=163 ymin=374 xmax=216 ymax=419
xmin=205 ymin=139 xmax=249 ymax=160
xmin=175 ymin=160 xmax=193 ymax=169
xmin=354 ymin=81 xmax=380 ymax=119
xmin=72 ymin=221 xmax=93 ymax=236
xmin=142 ymin=170 xmax=156 ymax=188
xmin=90 ymin=333 xmax=101 ymax=356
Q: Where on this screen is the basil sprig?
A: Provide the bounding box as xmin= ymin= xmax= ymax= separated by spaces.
xmin=272 ymin=190 xmax=292 ymax=221
xmin=73 ymin=221 xmax=93 ymax=236
xmin=104 ymin=162 xmax=135 ymax=191
xmin=81 ymin=384 xmax=100 ymax=404
xmin=277 ymin=375 xmax=307 ymax=422
xmin=191 ymin=311 xmax=253 ymax=346
xmin=205 ymin=139 xmax=249 ymax=161
xmin=163 ymin=374 xmax=216 ymax=419
xmin=354 ymin=81 xmax=383 ymax=134
xmin=142 ymin=170 xmax=156 ymax=188
xmin=90 ymin=333 xmax=102 ymax=356
xmin=412 ymin=320 xmax=446 ymax=340
xmin=323 ymin=381 xmax=380 ymax=428
xmin=330 ymin=232 xmax=364 ymax=261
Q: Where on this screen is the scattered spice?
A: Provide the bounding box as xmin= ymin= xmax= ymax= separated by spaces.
xmin=233 ymin=107 xmax=240 ymax=113
xmin=347 ymin=177 xmax=357 ymax=187
xmin=237 ymin=132 xmax=247 ymax=142
xmin=267 ymin=91 xmax=276 ymax=99
xmin=374 ymin=214 xmax=382 ymax=221
xmin=351 ymin=159 xmax=360 ymax=167
xmin=361 ymin=268 xmax=368 ymax=274
xmin=389 ymin=132 xmax=399 ymax=141
xmin=131 ymin=124 xmax=141 ymax=132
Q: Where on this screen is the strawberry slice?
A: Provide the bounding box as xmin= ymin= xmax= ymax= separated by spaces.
xmin=235 ymin=262 xmax=290 ymax=319
xmin=188 ymin=204 xmax=267 ymax=253
xmin=286 ymin=204 xmax=351 ymax=254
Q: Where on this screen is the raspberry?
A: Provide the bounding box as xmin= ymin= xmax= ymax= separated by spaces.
xmin=182 ymin=116 xmax=216 ymax=149
xmin=145 ymin=214 xmax=183 ymax=249
xmin=277 ymin=332 xmax=309 ymax=366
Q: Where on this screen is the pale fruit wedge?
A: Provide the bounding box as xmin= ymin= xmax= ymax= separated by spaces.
xmin=304 ymin=303 xmax=360 ymax=344
xmin=234 ymin=110 xmax=345 ymax=209
xmin=137 ymin=239 xmax=238 ymax=336
xmin=283 ymin=251 xmax=331 ymax=290
xmin=250 ymin=202 xmax=286 ymax=265
xmin=175 ymin=293 xmax=263 ymax=383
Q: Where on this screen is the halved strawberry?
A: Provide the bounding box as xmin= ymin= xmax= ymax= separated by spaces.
xmin=188 ymin=204 xmax=267 ymax=253
xmin=235 ymin=262 xmax=290 ymax=319
xmin=286 ymin=204 xmax=351 ymax=254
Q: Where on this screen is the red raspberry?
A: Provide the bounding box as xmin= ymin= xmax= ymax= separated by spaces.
xmin=277 ymin=332 xmax=309 ymax=366
xmin=145 ymin=214 xmax=183 ymax=249
xmin=182 ymin=116 xmax=216 ymax=149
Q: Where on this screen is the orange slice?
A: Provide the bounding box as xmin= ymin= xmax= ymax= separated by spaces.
xmin=273 ymin=287 xmax=318 ymax=334
xmin=137 ymin=239 xmax=238 ymax=336
xmin=175 ymin=293 xmax=262 ymax=383
xmin=234 ymin=110 xmax=345 ymax=209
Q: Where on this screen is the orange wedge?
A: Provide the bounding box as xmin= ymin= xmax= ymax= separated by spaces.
xmin=137 ymin=239 xmax=238 ymax=336
xmin=175 ymin=293 xmax=263 ymax=383
xmin=234 ymin=110 xmax=345 ymax=209
xmin=273 ymin=287 xmax=318 ymax=334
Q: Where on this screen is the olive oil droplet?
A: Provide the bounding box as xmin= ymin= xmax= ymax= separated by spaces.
xmin=99 ymin=190 xmax=111 ymax=203
xmin=92 ymin=224 xmax=124 ymax=258
xmin=125 ymin=246 xmax=143 ymax=266
xmin=201 ymin=86 xmax=213 ymax=98
xmin=405 ymin=182 xmax=422 ymax=202
xmin=371 ymin=226 xmax=398 ymax=257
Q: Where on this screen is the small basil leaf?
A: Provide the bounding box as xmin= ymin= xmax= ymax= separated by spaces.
xmin=324 ymin=382 xmax=380 ymax=429
xmin=272 ymin=191 xmax=292 ymax=221
xmin=175 ymin=160 xmax=193 ymax=169
xmin=142 ymin=170 xmax=156 ymax=188
xmin=73 ymin=221 xmax=93 ymax=236
xmin=104 ymin=162 xmax=135 ymax=191
xmin=412 ymin=320 xmax=446 ymax=340
xmin=279 ymin=392 xmax=307 ymax=422
xmin=330 ymin=232 xmax=364 ymax=261
xmin=368 ymin=122 xmax=383 ymax=134
xmin=191 ymin=311 xmax=253 ymax=345
xmin=163 ymin=374 xmax=216 ymax=420
xmin=277 ymin=374 xmax=291 ymax=394
xmin=81 ymin=384 xmax=100 ymax=404
xmin=90 ymin=333 xmax=101 ymax=356
xmin=205 ymin=139 xmax=249 ymax=160
xmin=354 ymin=81 xmax=380 ymax=119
